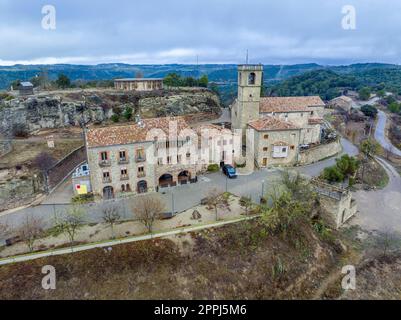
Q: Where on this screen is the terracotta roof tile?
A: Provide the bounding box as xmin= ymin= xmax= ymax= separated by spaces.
xmin=308 ymin=117 xmax=324 ymax=125
xmin=86 ymin=116 xmax=190 ymax=148
xmin=260 ymin=96 xmax=325 ymax=113
xmin=248 ymin=117 xmax=300 ymax=131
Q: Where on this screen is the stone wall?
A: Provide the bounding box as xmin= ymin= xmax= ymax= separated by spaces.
xmin=298 ymin=140 xmax=342 ymax=165
xmin=0 ymin=168 xmax=44 ymax=212
xmin=46 ymin=145 xmax=86 ymax=192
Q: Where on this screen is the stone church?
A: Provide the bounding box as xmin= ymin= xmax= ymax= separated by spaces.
xmin=231 ymin=64 xmax=326 ymax=167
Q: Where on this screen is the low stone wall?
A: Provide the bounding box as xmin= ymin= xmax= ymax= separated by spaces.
xmin=298 ymin=140 xmax=341 ymax=165
xmin=46 ymin=145 xmax=86 ymax=192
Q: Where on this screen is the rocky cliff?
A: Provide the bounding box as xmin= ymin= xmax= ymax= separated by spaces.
xmin=0 ymin=88 xmax=221 ymax=134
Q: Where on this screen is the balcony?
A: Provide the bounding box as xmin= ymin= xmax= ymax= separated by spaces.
xmin=102 ymin=177 xmax=112 ymax=183
xmin=99 ymin=159 xmax=111 ymax=167
xmin=118 ymin=158 xmax=129 ymax=165
xmin=135 ymin=156 xmax=146 ymax=163
xmin=120 ymin=174 xmax=129 ymax=181
xmin=137 ymin=172 xmax=146 ymax=178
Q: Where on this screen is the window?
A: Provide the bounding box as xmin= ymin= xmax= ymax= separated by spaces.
xmin=119 ymin=150 xmax=127 ymax=161
xmin=103 ymin=172 xmax=110 ymax=178
xmin=157 ymin=158 xmax=163 ymax=165
xmin=186 ymin=152 xmax=191 ymax=158
xmin=167 ymin=156 xmax=172 ymax=164
xmin=138 ymin=166 xmax=145 ymax=177
xmin=100 ymin=152 xmax=108 ymax=161
xmin=290 ymin=145 xmax=295 ymax=150
xmin=310 ymin=111 xmax=314 ymax=115
xmin=248 ymin=72 xmax=256 ymax=85
xmin=121 ymin=169 xmax=127 ymax=175
xmin=177 ymin=155 xmax=182 ymax=163
xmin=136 ymin=148 xmax=145 ymax=161
xmin=272 ymin=146 xmax=288 ymax=158
xmin=264 ymin=134 xmax=269 ymax=139
xmin=263 ymin=147 xmax=268 ymax=152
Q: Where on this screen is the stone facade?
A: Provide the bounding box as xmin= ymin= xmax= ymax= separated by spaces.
xmin=87 ymin=141 xmax=156 ymax=199
xmin=312 ymin=179 xmax=357 ymax=229
xmin=85 ymin=117 xmax=236 ymax=199
xmin=231 ymin=64 xmax=327 ymax=168
xmin=252 ymin=127 xmax=301 ymax=167
xmin=231 ymin=65 xmax=263 ymax=130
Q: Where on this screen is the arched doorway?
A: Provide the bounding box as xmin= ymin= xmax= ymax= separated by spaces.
xmin=178 ymin=171 xmax=191 ymax=185
xmin=159 ymin=174 xmax=174 ymax=188
xmin=103 ymin=186 xmax=114 ymax=200
xmin=137 ymin=180 xmax=148 ymax=194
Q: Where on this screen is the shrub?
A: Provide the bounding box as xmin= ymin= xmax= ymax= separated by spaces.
xmin=111 ymin=114 xmax=120 ymax=123
xmin=12 ymin=123 xmax=29 ymax=138
xmin=71 ymin=193 xmax=94 ymax=204
xmin=235 ymin=161 xmax=246 ymax=168
xmin=322 ymin=166 xmax=344 ymax=183
xmin=123 ymin=106 xmax=133 ymax=120
xmin=207 ymin=164 xmax=220 ymax=172
xmin=361 ymin=105 xmax=378 ymax=118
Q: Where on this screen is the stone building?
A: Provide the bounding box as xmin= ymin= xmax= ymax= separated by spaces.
xmin=17 ymin=82 xmax=34 ymax=96
xmin=231 ymin=64 xmax=326 ymax=167
xmin=85 ymin=116 xmax=236 ymax=199
xmin=114 ymin=78 xmax=164 ymax=91
xmin=328 ymin=95 xmax=353 ymax=114
xmin=312 ymin=179 xmax=357 ymax=229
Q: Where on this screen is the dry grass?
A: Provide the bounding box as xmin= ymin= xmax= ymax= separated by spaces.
xmin=0 ymin=139 xmax=83 ymax=169
xmin=0 ymin=218 xmax=340 ymax=300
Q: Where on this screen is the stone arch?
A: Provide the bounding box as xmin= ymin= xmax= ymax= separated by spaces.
xmin=137 ymin=180 xmax=148 ymax=194
xmin=178 ymin=170 xmax=191 ymax=185
xmin=103 ymin=186 xmax=114 ymax=200
xmin=159 ymin=173 xmax=174 ymax=187
xmin=248 ymin=72 xmax=256 ymax=85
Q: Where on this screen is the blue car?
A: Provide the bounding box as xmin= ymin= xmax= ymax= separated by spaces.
xmin=222 ymin=164 xmax=237 ymax=179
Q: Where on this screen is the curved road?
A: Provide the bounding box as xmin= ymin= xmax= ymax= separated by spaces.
xmin=351 ymin=157 xmax=401 ymax=233
xmin=375 ymin=110 xmax=401 ymax=157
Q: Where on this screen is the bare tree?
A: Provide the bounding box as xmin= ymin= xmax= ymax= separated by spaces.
xmin=16 ymin=215 xmax=43 ymax=252
xmin=206 ymin=188 xmax=229 ymax=221
xmin=240 ymin=196 xmax=253 ymax=216
xmin=134 ymin=195 xmax=165 ymax=233
xmin=373 ymin=229 xmax=401 ymax=258
xmin=54 ymin=205 xmax=86 ymax=247
xmin=102 ymin=204 xmax=121 ymax=239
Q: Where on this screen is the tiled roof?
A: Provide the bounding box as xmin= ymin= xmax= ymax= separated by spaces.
xmin=86 ymin=116 xmax=190 ymax=148
xmin=248 ymin=117 xmax=299 ymax=131
xmin=308 ymin=117 xmax=324 ymax=125
xmin=259 ymin=96 xmax=325 ymax=113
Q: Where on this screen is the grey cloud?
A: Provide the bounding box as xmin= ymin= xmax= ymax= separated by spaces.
xmin=0 ymin=0 xmax=400 ymax=65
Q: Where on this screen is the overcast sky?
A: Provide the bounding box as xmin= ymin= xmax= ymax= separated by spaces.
xmin=0 ymin=0 xmax=400 ymax=66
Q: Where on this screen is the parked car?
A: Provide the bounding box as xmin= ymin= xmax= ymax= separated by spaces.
xmin=159 ymin=211 xmax=177 ymax=220
xmin=299 ymin=144 xmax=310 ymax=151
xmin=222 ymin=164 xmax=237 ymax=179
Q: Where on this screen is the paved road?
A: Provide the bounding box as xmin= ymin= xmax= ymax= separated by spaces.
xmin=374 ymin=110 xmax=401 ymax=157
xmin=351 ymin=157 xmax=401 ymax=233
xmin=0 ymin=138 xmax=358 ymax=238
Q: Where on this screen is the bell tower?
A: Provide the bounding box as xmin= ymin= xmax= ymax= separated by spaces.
xmin=231 ymin=64 xmax=263 ymax=130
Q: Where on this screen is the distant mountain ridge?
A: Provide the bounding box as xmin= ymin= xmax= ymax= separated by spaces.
xmin=1 ymin=62 xmax=400 ymax=90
